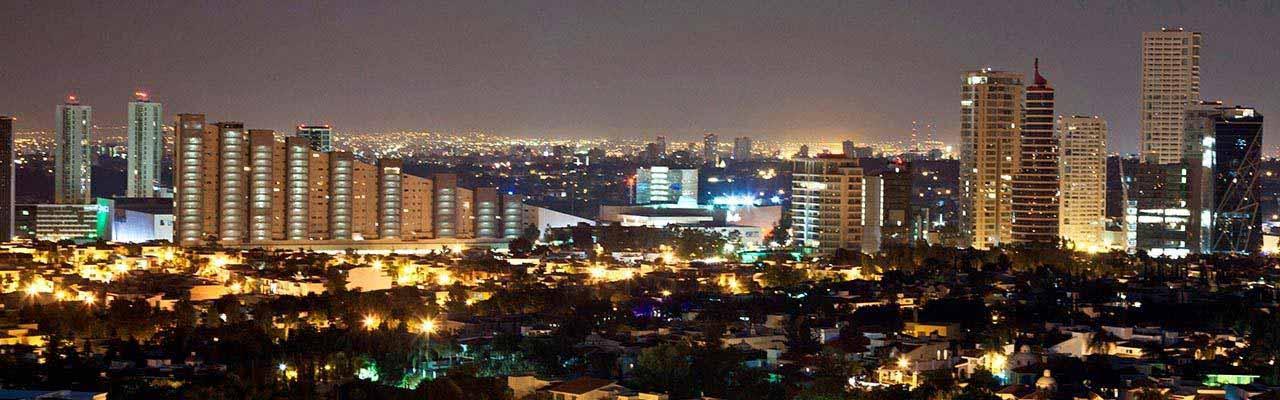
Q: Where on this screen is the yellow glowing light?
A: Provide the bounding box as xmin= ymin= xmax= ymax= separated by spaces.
xmin=228 ymin=282 xmax=243 ymax=293
xmin=362 ymin=315 xmax=380 ymax=330
xmin=589 ymin=266 xmax=607 ymax=279
xmin=78 ymin=292 xmax=96 ymax=305
xmin=436 ymin=271 xmax=452 ymax=286
xmin=419 ymin=319 xmax=437 ymax=334
xmin=371 ymin=259 xmax=384 ymax=270
xmin=661 ymin=290 xmax=672 ymax=297
xmin=896 ymin=356 xmax=910 ymax=369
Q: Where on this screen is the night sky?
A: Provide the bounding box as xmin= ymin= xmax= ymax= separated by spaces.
xmin=4 ymin=1 xmax=1279 ymax=152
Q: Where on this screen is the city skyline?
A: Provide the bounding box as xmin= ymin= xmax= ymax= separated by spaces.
xmin=3 ymin=2 xmax=1279 ymax=152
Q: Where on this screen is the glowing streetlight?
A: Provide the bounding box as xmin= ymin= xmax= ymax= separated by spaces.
xmin=362 ymin=314 xmax=381 ymax=330
xmin=419 ymin=319 xmax=437 ymax=334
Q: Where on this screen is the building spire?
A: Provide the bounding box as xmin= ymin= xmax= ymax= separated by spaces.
xmin=1034 ymin=58 xmax=1047 ymax=85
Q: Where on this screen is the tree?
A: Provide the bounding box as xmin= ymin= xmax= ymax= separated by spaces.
xmin=631 ymin=342 xmax=694 ymax=397
xmin=760 ymin=264 xmax=806 ymax=288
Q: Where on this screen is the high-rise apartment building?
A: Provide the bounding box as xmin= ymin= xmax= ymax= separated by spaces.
xmin=1140 ymin=28 xmax=1201 ymax=164
xmin=296 ymin=125 xmax=333 ymax=152
xmin=790 ymin=155 xmax=865 ymax=254
xmin=172 ymin=118 xmax=519 ymax=247
xmin=55 ymin=96 xmax=92 ymax=204
xmin=126 ymin=92 xmax=164 ymax=197
xmin=0 ymin=116 xmax=14 ymax=242
xmin=732 ymin=136 xmax=753 ymax=161
xmin=702 ymin=133 xmax=719 ymax=164
xmin=961 ymin=69 xmax=1024 ymax=249
xmin=1012 ymin=60 xmax=1059 ymax=244
xmin=881 ymin=160 xmax=913 ymax=246
xmin=1058 ymin=116 xmax=1108 ymax=250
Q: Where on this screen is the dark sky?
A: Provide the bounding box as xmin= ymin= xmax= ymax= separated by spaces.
xmin=4 ymin=1 xmax=1279 ymax=152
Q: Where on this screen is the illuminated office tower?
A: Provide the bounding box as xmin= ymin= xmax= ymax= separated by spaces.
xmin=790 ymin=155 xmax=864 ymax=254
xmin=248 ymin=130 xmax=277 ymax=242
xmin=328 ymin=152 xmax=355 ymax=240
xmin=732 ymin=136 xmax=753 ymax=161
xmin=401 ymin=174 xmax=434 ymax=239
xmin=55 ymin=96 xmax=92 ymax=204
xmin=0 ymin=116 xmax=14 ymax=242
xmin=173 ymin=114 xmax=212 ymax=245
xmin=433 ymin=173 xmax=458 ymax=238
xmin=1012 ymin=60 xmax=1059 ymax=244
xmin=1208 ymin=106 xmax=1264 ymax=254
xmin=702 ymin=133 xmax=719 ymax=164
xmin=474 ymin=187 xmax=499 ymax=238
xmin=502 ymin=194 xmax=526 ymax=239
xmin=376 ymin=159 xmax=403 ymax=239
xmin=635 ymin=167 xmax=698 ymax=206
xmin=215 ymin=122 xmax=249 ymax=243
xmin=126 ymin=92 xmax=164 ymax=197
xmin=960 ymin=69 xmax=1024 ymax=249
xmin=1140 ymin=28 xmax=1201 ymax=164
xmin=1058 ymin=116 xmax=1108 ymax=250
xmin=296 ymin=124 xmax=333 ymax=152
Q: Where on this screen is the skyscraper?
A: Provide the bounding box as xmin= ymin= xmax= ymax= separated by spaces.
xmin=1012 ymin=60 xmax=1059 ymax=244
xmin=1058 ymin=116 xmax=1107 ymax=251
xmin=732 ymin=136 xmax=753 ymax=161
xmin=702 ymin=133 xmax=719 ymax=164
xmin=296 ymin=125 xmax=333 ymax=152
xmin=0 ymin=116 xmax=14 ymax=242
xmin=1140 ymin=28 xmax=1201 ymax=164
xmin=126 ymin=92 xmax=163 ymax=197
xmin=173 ymin=113 xmax=212 ymax=246
xmin=961 ymin=69 xmax=1024 ymax=249
xmin=55 ymin=96 xmax=92 ymax=204
xmin=1208 ymin=106 xmax=1264 ymax=254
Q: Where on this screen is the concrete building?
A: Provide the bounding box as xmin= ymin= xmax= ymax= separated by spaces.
xmin=15 ymin=204 xmax=102 ymax=242
xmin=0 ymin=116 xmax=13 ymax=242
xmin=55 ymin=96 xmax=92 ymax=204
xmin=1133 ymin=162 xmax=1197 ymax=258
xmin=173 ymin=113 xmax=210 ymax=246
xmin=101 ymin=197 xmax=174 ymax=243
xmin=1140 ymin=28 xmax=1201 ymax=164
xmin=126 ymin=92 xmax=164 ymax=197
xmin=880 ymin=160 xmax=913 ymax=246
xmin=1012 ymin=60 xmax=1059 ymax=244
xmin=1058 ymin=116 xmax=1108 ymax=251
xmin=296 ymin=124 xmax=333 ymax=152
xmin=732 ymin=136 xmax=753 ymax=161
xmin=961 ymin=69 xmax=1024 ymax=249
xmin=862 ymin=175 xmax=883 ymax=254
xmin=790 ymin=155 xmax=864 ymax=254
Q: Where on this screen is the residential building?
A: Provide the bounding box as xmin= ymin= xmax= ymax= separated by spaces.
xmin=1059 ymin=116 xmax=1107 ymax=251
xmin=126 ymin=92 xmax=164 ymax=197
xmin=1140 ymin=28 xmax=1201 ymax=164
xmin=0 ymin=116 xmax=13 ymax=242
xmin=55 ymin=96 xmax=92 ymax=204
xmin=732 ymin=136 xmax=753 ymax=161
xmin=634 ymin=167 xmax=698 ymax=206
xmin=296 ymin=124 xmax=333 ymax=152
xmin=1012 ymin=60 xmax=1059 ymax=244
xmin=961 ymin=69 xmax=1024 ymax=249
xmin=790 ymin=155 xmax=864 ymax=254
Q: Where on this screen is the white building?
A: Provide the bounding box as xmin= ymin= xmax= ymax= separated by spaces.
xmin=1059 ymin=116 xmax=1108 ymax=250
xmin=126 ymin=93 xmax=164 ymax=197
xmin=55 ymin=97 xmax=92 ymax=204
xmin=1140 ymin=28 xmax=1200 ymax=164
xmin=790 ymin=156 xmax=864 ymax=254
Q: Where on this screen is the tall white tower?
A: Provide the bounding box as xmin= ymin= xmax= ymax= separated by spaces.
xmin=126 ymin=92 xmax=163 ymax=197
xmin=1058 ymin=115 xmax=1108 ymax=250
xmin=1140 ymin=28 xmax=1200 ymax=164
xmin=55 ymin=96 xmax=92 ymax=204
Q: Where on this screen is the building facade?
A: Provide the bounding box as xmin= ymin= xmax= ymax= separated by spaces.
xmin=732 ymin=137 xmax=753 ymax=161
xmin=1059 ymin=116 xmax=1108 ymax=251
xmin=172 ymin=119 xmax=521 ymax=247
xmin=126 ymin=93 xmax=164 ymax=197
xmin=1011 ymin=60 xmax=1059 ymax=244
xmin=702 ymin=133 xmax=719 ymax=164
xmin=961 ymin=69 xmax=1024 ymax=249
xmin=635 ymin=167 xmax=698 ymax=206
xmin=1140 ymin=28 xmax=1201 ymax=164
xmin=55 ymin=97 xmax=93 ymax=204
xmin=790 ymin=156 xmax=864 ymax=254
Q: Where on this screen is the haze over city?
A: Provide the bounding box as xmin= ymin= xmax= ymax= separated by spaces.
xmin=5 ymin=1 xmax=1280 ymax=151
